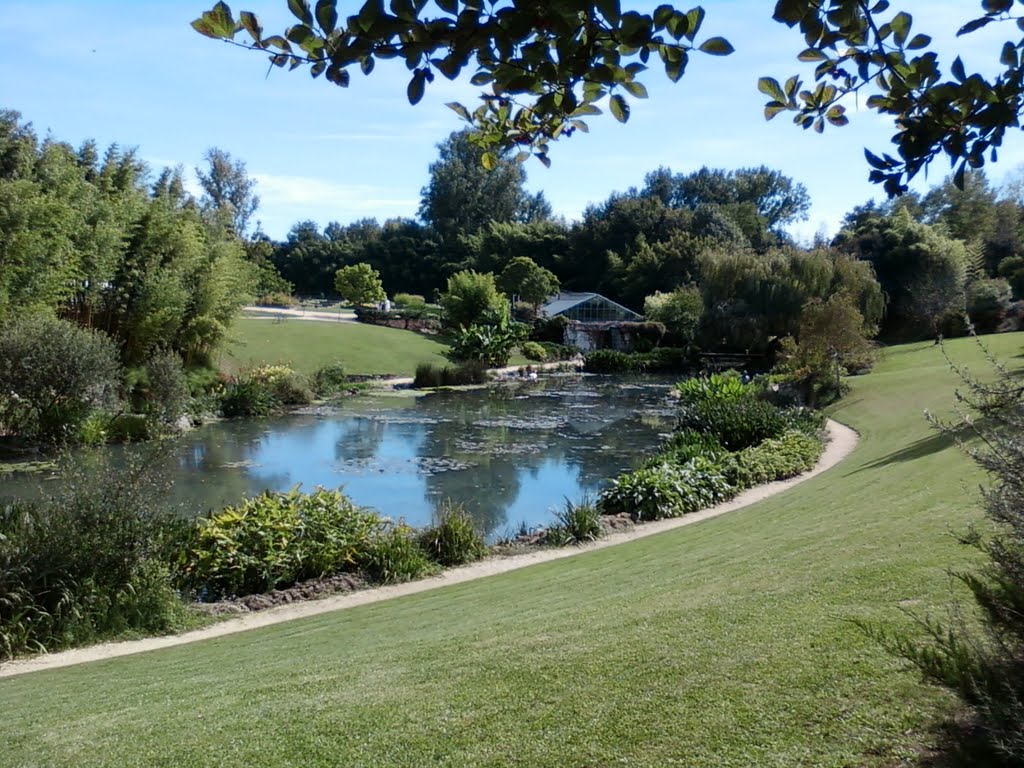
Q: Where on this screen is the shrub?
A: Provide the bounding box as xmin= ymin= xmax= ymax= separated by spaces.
xmin=179 ymin=487 xmax=382 ymax=600
xmin=413 ymin=362 xmax=489 ymax=388
xmin=531 ymin=315 xmax=569 ymax=344
xmin=448 ymin=322 xmax=528 ymax=367
xmin=393 ymin=293 xmax=427 ymax=309
xmin=966 ymin=278 xmax=1013 ymax=334
xmin=677 ymin=397 xmax=788 ymax=451
xmin=255 ymin=292 xmax=298 ymax=308
xmin=0 ymin=315 xmax=121 ymax=445
xmin=250 ymin=364 xmax=314 ymax=406
xmin=780 ymin=406 xmax=827 ymax=436
xmin=598 ymin=458 xmax=733 ymax=522
xmin=521 ymin=341 xmax=548 ymax=362
xmin=418 ymin=501 xmax=488 ymax=566
xmin=660 ymin=428 xmax=725 ymax=463
xmin=142 ymin=350 xmax=190 ymax=426
xmin=106 ymin=413 xmax=153 ymax=443
xmin=220 ymin=376 xmax=280 ymax=418
xmin=583 ymin=349 xmax=635 ymax=374
xmin=311 ymin=361 xmax=350 ymax=398
xmin=440 ymin=270 xmax=509 ymax=331
xmin=736 ymin=430 xmax=823 ymax=485
xmin=675 ymin=372 xmax=753 ymax=405
xmin=359 ymin=524 xmax=438 ymax=584
xmin=543 ymin=496 xmax=603 ymax=545
xmin=0 ymin=459 xmax=188 ymax=659
xmin=635 ymin=347 xmax=691 ymax=373
xmin=644 ymin=286 xmax=704 ymax=346
xmin=334 ymin=263 xmax=386 ymax=306
xmin=538 ymin=342 xmax=578 ymax=361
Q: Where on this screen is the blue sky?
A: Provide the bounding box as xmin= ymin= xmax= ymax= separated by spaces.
xmin=3 ymin=1 xmax=1021 ymax=242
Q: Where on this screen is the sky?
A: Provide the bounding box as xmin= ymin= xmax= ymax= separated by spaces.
xmin=3 ymin=1 xmax=1023 ymax=243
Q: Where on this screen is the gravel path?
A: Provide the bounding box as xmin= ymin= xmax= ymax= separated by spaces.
xmin=0 ymin=420 xmax=858 ymax=679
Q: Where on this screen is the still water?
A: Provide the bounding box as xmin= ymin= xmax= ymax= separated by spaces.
xmin=0 ymin=375 xmax=677 ymax=540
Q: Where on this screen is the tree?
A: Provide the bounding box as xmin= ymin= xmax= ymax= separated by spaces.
xmin=333 ymin=263 xmax=386 ymax=306
xmin=195 ymin=147 xmax=259 ymax=236
xmin=439 ymin=270 xmax=508 ymax=332
xmin=643 ymin=286 xmax=704 ymax=347
xmin=419 ymin=130 xmax=547 ymax=241
xmin=193 ymin=1 xmax=1021 ymax=193
xmin=497 ymin=257 xmax=559 ymax=310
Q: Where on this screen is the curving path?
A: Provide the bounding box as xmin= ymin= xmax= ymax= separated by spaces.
xmin=0 ymin=420 xmax=857 ymax=679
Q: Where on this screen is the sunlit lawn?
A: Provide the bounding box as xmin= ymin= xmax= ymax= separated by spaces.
xmin=3 ymin=334 xmax=1021 ymax=767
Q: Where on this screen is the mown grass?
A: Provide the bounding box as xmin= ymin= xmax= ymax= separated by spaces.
xmin=2 ymin=334 xmax=1022 ymax=767
xmin=221 ymin=317 xmax=452 ymax=376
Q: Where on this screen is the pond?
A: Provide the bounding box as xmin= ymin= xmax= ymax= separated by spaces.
xmin=0 ymin=375 xmax=677 ymax=541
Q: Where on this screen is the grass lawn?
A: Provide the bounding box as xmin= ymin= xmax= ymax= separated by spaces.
xmin=3 ymin=334 xmax=1022 ymax=767
xmin=221 ymin=317 xmax=452 ymax=376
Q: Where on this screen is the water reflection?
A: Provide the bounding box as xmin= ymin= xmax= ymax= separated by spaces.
xmin=0 ymin=374 xmax=676 ymax=540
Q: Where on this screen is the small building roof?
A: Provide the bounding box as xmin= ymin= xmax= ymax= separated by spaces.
xmin=541 ymin=292 xmax=642 ymax=321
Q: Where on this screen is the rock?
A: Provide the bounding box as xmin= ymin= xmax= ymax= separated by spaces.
xmin=173 ymin=415 xmax=192 ymax=433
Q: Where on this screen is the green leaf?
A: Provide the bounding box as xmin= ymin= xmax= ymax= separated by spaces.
xmin=239 ymin=11 xmax=262 ymax=40
xmin=757 ymin=77 xmax=786 ymax=103
xmin=890 ymin=11 xmax=911 ymax=47
xmin=906 ymin=33 xmax=930 ymax=50
xmin=407 ymin=71 xmax=426 ymax=105
xmin=314 ymin=0 xmax=337 ymax=33
xmin=595 ymin=0 xmax=621 ymax=23
xmin=763 ymin=102 xmax=787 ymax=120
xmin=951 ymin=56 xmax=966 ymax=82
xmin=436 ymin=0 xmax=457 ymax=13
xmin=621 ymin=80 xmax=649 ymax=98
xmin=469 ymin=72 xmax=493 ymax=86
xmin=609 ymin=93 xmax=630 ymax=123
xmin=797 ymin=48 xmax=827 ymax=62
xmin=982 ymin=0 xmax=1013 ymax=12
xmin=288 ymin=0 xmax=313 ymax=26
xmin=481 ymin=151 xmax=498 ymax=171
xmin=191 ymin=2 xmax=237 ymax=39
xmin=358 ymin=0 xmax=383 ymax=31
xmin=684 ymin=7 xmax=705 ymax=41
xmin=446 ymin=102 xmax=472 ymax=121
xmin=698 ymin=37 xmax=733 ymax=56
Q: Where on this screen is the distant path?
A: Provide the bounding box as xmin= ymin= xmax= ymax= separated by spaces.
xmin=242 ymin=306 xmax=356 ymax=322
xmin=0 ymin=420 xmax=858 ymax=679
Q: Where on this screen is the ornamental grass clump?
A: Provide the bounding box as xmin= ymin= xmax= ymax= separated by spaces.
xmin=359 ymin=524 xmax=438 ymax=584
xmin=543 ymin=496 xmax=603 ymax=546
xmin=418 ymin=501 xmax=488 ymax=566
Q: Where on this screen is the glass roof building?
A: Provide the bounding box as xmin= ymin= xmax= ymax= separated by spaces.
xmin=540 ymin=292 xmax=642 ymax=323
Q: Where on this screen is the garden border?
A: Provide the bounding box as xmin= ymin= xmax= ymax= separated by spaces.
xmin=0 ymin=419 xmax=857 ymax=679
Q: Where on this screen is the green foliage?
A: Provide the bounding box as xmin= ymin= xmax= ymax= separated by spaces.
xmin=537 ymin=342 xmax=578 ymax=361
xmin=520 ymin=341 xmax=548 ymax=362
xmin=583 ymin=347 xmax=690 ymax=374
xmin=76 ymin=412 xmax=110 ymax=447
xmin=0 ymin=460 xmax=189 ymax=659
xmin=675 ymin=372 xmax=753 ymax=405
xmin=497 ymin=257 xmax=560 ymax=308
xmin=418 ymin=501 xmax=488 ymax=567
xmin=543 ymin=496 xmax=603 ymax=546
xmin=179 ymin=487 xmax=382 ymax=600
xmin=106 ymin=414 xmax=154 ymax=444
xmin=644 ymin=285 xmax=704 ymax=345
xmin=392 ymin=293 xmax=426 ymax=309
xmin=249 ymin=364 xmax=314 ymax=406
xmin=966 ymin=278 xmax=1013 ymax=334
xmin=582 ymin=349 xmax=635 ymax=374
xmin=196 ymin=147 xmax=260 ymax=236
xmin=141 ymin=350 xmax=190 ymax=426
xmin=736 ymin=430 xmax=823 ymax=485
xmin=678 ymin=397 xmax=788 ymax=452
xmin=531 ymin=315 xmax=570 ymax=344
xmin=419 ymin=131 xmax=550 ymax=240
xmin=220 ymin=375 xmax=280 ymax=418
xmin=0 ymin=315 xmax=121 ymax=445
xmin=660 ymin=428 xmax=726 ymax=464
xmin=599 ymin=458 xmax=734 ymax=522
xmin=413 ymin=362 xmax=489 ymax=389
xmin=255 ymin=291 xmax=298 ymax=308
xmin=333 ymin=263 xmax=386 ymax=306
xmin=448 ymin=322 xmax=528 ymax=367
xmin=310 ymin=361 xmax=349 ymax=398
xmin=439 ymin=270 xmax=509 ymax=332
xmin=358 ymin=524 xmax=438 ymax=585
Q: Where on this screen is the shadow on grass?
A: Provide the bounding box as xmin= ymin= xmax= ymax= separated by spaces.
xmin=848 ymin=424 xmax=975 ymax=475
xmin=915 ymin=717 xmax=1000 ymax=768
